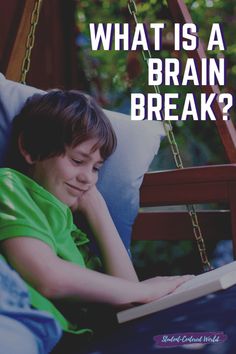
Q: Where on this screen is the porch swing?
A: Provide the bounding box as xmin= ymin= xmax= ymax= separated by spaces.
xmin=1 ymin=0 xmax=236 ymax=273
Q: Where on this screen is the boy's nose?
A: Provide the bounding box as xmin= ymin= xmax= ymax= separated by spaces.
xmin=77 ymin=170 xmax=93 ymax=185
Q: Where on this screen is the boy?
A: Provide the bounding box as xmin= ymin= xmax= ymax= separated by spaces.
xmin=0 ymin=90 xmax=191 ymax=347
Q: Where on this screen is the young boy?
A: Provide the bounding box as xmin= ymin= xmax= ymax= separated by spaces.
xmin=0 ymin=90 xmax=191 ymax=347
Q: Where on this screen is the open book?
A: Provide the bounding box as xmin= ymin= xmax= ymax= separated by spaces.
xmin=117 ymin=261 xmax=236 ymax=324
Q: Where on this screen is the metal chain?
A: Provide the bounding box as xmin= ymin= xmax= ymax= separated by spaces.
xmin=20 ymin=0 xmax=43 ymax=84
xmin=128 ymin=0 xmax=212 ymax=272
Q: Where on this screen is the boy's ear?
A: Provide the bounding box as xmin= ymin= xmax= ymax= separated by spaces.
xmin=18 ymin=134 xmax=35 ymax=165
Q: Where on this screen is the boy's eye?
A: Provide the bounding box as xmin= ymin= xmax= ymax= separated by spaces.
xmin=72 ymin=159 xmax=82 ymax=165
xmin=93 ymin=166 xmax=100 ymax=172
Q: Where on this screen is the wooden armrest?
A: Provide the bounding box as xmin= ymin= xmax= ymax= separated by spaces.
xmin=134 ymin=164 xmax=236 ymax=251
xmin=132 ymin=210 xmax=231 ymax=241
xmin=140 ymin=164 xmax=236 ymax=206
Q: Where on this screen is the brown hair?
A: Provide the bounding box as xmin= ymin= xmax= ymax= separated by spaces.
xmin=6 ymin=90 xmax=117 ymax=173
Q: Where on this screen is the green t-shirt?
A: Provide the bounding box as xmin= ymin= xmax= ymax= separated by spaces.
xmin=0 ymin=167 xmax=94 ymax=334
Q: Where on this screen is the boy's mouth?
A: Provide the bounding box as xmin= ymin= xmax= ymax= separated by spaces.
xmin=65 ymin=182 xmax=86 ymax=195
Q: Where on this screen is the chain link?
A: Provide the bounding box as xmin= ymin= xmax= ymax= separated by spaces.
xmin=127 ymin=0 xmax=212 ymax=271
xmin=20 ymin=0 xmax=43 ymax=84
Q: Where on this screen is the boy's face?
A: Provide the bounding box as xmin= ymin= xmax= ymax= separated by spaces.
xmin=30 ymin=138 xmax=103 ymax=207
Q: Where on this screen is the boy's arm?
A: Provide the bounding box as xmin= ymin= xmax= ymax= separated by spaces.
xmin=74 ymin=186 xmax=139 ymax=282
xmin=1 ymin=237 xmax=191 ymax=306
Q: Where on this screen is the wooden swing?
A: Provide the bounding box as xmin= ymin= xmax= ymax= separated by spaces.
xmin=1 ymin=0 xmax=236 ymax=269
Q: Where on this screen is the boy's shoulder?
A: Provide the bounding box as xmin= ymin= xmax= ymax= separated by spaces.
xmin=0 ymin=168 xmax=69 ymax=217
xmin=0 ymin=168 xmax=34 ymax=198
xmin=0 ymin=168 xmax=45 ymax=202
xmin=0 ymin=168 xmax=74 ymax=240
xmin=0 ymin=167 xmax=36 ymax=188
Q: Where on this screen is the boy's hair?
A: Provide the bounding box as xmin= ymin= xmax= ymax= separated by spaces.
xmin=6 ymin=90 xmax=117 ymax=173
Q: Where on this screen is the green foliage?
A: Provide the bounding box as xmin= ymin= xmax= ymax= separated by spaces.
xmin=76 ymin=0 xmax=236 ymax=165
xmin=76 ymin=0 xmax=236 ymax=275
xmin=131 ymin=240 xmax=204 ymax=279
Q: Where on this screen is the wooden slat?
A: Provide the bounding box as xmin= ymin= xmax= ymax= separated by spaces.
xmin=134 ymin=164 xmax=236 ymax=258
xmin=140 ymin=165 xmax=236 ymax=206
xmin=27 ymin=0 xmax=79 ymax=89
xmin=228 ymin=182 xmax=236 ymax=257
xmin=0 ymin=1 xmax=24 ymax=73
xmin=167 ymin=0 xmax=236 ymax=163
xmin=132 ymin=210 xmax=231 ymax=241
xmin=140 ymin=181 xmax=228 ymax=207
xmin=143 ymin=164 xmax=236 ymax=185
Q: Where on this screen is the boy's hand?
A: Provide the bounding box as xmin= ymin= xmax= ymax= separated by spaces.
xmin=141 ymin=275 xmax=194 ymax=303
xmin=71 ymin=185 xmax=106 ymax=217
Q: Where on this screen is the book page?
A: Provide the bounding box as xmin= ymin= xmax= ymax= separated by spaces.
xmin=173 ymin=261 xmax=236 ymax=294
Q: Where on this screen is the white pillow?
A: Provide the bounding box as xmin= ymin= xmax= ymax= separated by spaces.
xmin=0 ymin=74 xmax=165 ymax=249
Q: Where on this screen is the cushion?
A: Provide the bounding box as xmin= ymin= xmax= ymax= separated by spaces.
xmin=0 ymin=74 xmax=165 ymax=250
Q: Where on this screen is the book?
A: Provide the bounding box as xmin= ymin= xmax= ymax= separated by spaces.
xmin=117 ymin=261 xmax=236 ymax=324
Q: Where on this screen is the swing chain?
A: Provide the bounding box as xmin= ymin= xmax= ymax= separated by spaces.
xmin=128 ymin=0 xmax=137 ymax=17
xmin=127 ymin=0 xmax=212 ymax=272
xmin=20 ymin=0 xmax=43 ymax=84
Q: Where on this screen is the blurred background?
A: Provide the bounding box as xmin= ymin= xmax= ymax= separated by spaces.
xmin=1 ymin=0 xmax=236 ymax=277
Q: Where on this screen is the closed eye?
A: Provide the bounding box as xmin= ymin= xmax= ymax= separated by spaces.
xmin=93 ymin=166 xmax=101 ymax=172
xmin=72 ymin=158 xmax=82 ymax=165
